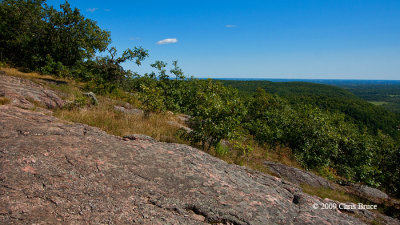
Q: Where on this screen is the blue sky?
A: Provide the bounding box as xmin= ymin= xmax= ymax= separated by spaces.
xmin=47 ymin=0 xmax=400 ymax=79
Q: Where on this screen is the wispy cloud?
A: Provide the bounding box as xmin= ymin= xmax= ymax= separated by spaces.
xmin=156 ymin=38 xmax=178 ymax=45
xmin=129 ymin=37 xmax=140 ymax=41
xmin=225 ymin=24 xmax=237 ymax=28
xmin=86 ymin=8 xmax=99 ymax=13
xmin=104 ymin=9 xmax=111 ymax=12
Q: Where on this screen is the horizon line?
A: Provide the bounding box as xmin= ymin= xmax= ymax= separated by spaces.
xmin=193 ymin=77 xmax=400 ymax=81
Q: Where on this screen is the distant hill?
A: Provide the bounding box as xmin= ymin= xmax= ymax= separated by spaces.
xmin=337 ymin=84 xmax=400 ymax=113
xmin=219 ymin=80 xmax=400 ymax=138
xmin=219 ymin=80 xmax=358 ymax=98
xmin=217 ymin=79 xmax=400 ymax=113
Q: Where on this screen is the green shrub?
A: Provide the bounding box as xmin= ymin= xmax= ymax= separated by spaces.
xmin=215 ymin=142 xmax=230 ymax=156
xmin=245 ymin=88 xmax=393 ymax=187
xmin=39 ymin=55 xmax=69 ymax=77
xmin=184 ymin=79 xmax=246 ymax=150
xmin=137 ymin=83 xmax=165 ymax=118
xmin=85 ymin=78 xmax=118 ymax=95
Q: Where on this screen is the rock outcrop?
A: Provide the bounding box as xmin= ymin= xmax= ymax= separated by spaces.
xmin=83 ymin=92 xmax=98 ymax=105
xmin=0 ymin=105 xmax=368 ymax=224
xmin=0 ymin=73 xmax=64 ymax=109
xmin=264 ymin=161 xmax=334 ymax=190
xmin=347 ymin=184 xmax=389 ymax=203
xmin=114 ymin=105 xmax=144 ymax=116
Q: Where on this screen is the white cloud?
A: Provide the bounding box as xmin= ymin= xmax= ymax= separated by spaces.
xmin=86 ymin=8 xmax=99 ymax=13
xmin=129 ymin=37 xmax=140 ymax=41
xmin=225 ymin=24 xmax=237 ymax=28
xmin=156 ymin=38 xmax=178 ymax=45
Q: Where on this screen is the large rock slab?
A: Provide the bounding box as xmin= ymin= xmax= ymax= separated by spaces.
xmin=0 ymin=73 xmax=64 ymax=109
xmin=0 ymin=105 xmax=366 ymax=224
xmin=265 ymin=161 xmax=335 ymax=189
xmin=114 ymin=105 xmax=144 ymax=115
xmin=348 ymin=184 xmax=389 ymax=202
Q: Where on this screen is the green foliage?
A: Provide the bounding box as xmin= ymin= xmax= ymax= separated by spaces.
xmin=39 ymin=54 xmax=68 ymax=77
xmin=247 ymin=89 xmax=335 ymax=168
xmin=170 ymin=60 xmax=185 ymax=80
xmin=85 ymin=77 xmax=118 ymax=95
xmin=231 ymin=139 xmax=254 ymax=158
xmin=144 ymin=60 xmax=187 ymax=112
xmin=82 ymin=46 xmax=148 ymax=83
xmin=0 ymin=0 xmax=110 ymax=71
xmin=137 ymin=82 xmax=165 ymax=118
xmin=220 ymin=80 xmax=400 ymax=138
xmin=221 ymin=80 xmax=357 ymax=99
xmin=215 ymin=142 xmax=230 ymax=156
xmin=317 ymin=167 xmax=339 ymax=181
xmin=245 ymin=88 xmax=399 ymax=190
xmin=184 ymin=79 xmax=246 ymax=150
xmin=117 ymin=60 xmax=187 ymax=116
xmin=339 ymin=83 xmax=400 ymax=113
xmin=373 ymin=132 xmax=400 ymax=196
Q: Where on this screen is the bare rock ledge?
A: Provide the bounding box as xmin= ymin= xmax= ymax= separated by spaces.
xmin=0 ymin=74 xmax=64 ymax=109
xmin=0 ymin=105 xmax=368 ymax=224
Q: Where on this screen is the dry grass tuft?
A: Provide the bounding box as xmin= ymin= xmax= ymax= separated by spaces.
xmin=267 ymin=145 xmax=302 ymax=168
xmin=301 ymin=184 xmax=360 ymax=203
xmin=47 ymin=83 xmax=84 ymax=101
xmin=0 ymin=97 xmax=11 ymax=105
xmin=1 ymin=67 xmax=56 ymax=80
xmin=54 ymin=97 xmax=188 ymax=144
xmin=209 ymin=138 xmax=301 ymax=178
xmin=0 ymin=67 xmax=82 ymax=90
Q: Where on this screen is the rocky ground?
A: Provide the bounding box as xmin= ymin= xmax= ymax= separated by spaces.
xmin=0 ymin=72 xmax=64 ymax=110
xmin=1 ymin=71 xmax=399 ymax=224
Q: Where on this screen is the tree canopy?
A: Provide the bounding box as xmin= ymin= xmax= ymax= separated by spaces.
xmin=0 ymin=0 xmax=110 ymax=72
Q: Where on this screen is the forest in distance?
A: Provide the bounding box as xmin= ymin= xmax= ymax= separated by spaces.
xmin=219 ymin=79 xmax=400 ymax=133
xmin=217 ymin=78 xmax=400 ymax=113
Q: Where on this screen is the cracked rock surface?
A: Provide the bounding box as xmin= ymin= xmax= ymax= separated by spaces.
xmin=0 ymin=73 xmax=64 ymax=109
xmin=0 ymin=105 xmax=366 ymax=224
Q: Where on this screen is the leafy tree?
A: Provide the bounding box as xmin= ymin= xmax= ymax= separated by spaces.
xmin=0 ymin=0 xmax=111 ymax=72
xmin=220 ymin=80 xmax=400 ymax=138
xmin=137 ymin=81 xmax=165 ymax=118
xmin=185 ymin=79 xmax=246 ymax=150
xmin=151 ymin=61 xmax=168 ymax=80
xmin=170 ymin=60 xmax=185 ymax=80
xmin=145 ymin=60 xmax=187 ymax=112
xmin=246 ymin=88 xmax=291 ymax=145
xmin=44 ymin=1 xmax=110 ymax=67
xmin=0 ymin=0 xmax=48 ymax=68
xmin=373 ymin=132 xmax=400 ymax=197
xmin=87 ymin=46 xmax=148 ymax=82
xmin=245 ymin=88 xmax=391 ymax=186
